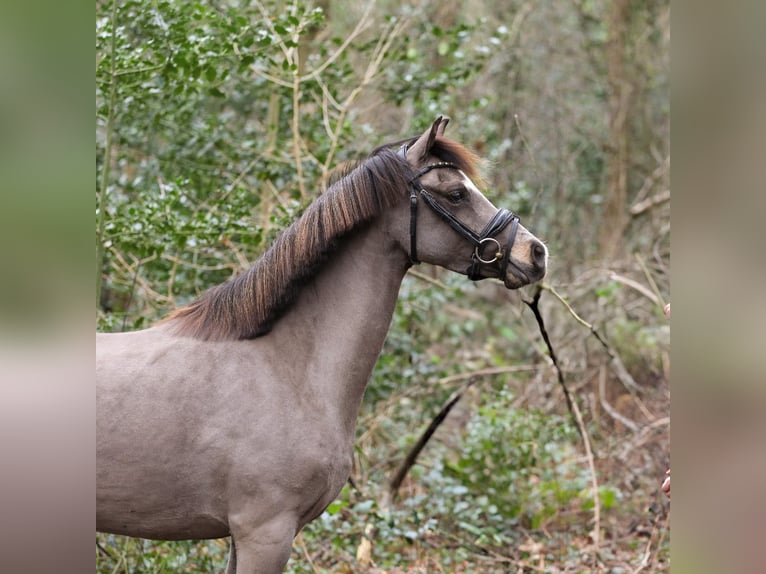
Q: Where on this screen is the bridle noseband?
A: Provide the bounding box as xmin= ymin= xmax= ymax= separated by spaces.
xmin=399 ymin=145 xmax=520 ymax=283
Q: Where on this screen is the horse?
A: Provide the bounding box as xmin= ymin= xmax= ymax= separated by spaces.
xmin=96 ymin=116 xmax=548 ymax=573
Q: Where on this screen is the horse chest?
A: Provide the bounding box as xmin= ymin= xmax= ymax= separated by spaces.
xmin=239 ymin=428 xmax=351 ymax=528
xmin=286 ymin=430 xmax=352 ymax=494
xmin=298 ymin=444 xmax=352 ymax=525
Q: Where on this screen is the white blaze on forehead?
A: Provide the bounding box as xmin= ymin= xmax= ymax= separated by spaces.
xmin=459 ymin=170 xmax=500 ymax=213
xmin=460 ymin=171 xmax=482 ymax=194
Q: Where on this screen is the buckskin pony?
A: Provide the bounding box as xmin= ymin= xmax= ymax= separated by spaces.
xmin=96 ymin=116 xmax=548 ymax=573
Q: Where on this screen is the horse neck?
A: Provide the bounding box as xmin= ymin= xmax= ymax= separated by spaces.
xmin=267 ymin=219 xmax=409 ymax=435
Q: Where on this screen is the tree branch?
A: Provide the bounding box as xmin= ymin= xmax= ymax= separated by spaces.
xmin=523 ymin=286 xmax=580 ymax=436
xmin=542 ymin=283 xmax=641 ymax=394
xmin=598 ymin=364 xmax=639 ymax=432
xmin=629 ymin=189 xmax=670 ymax=216
xmin=388 ymin=376 xmax=478 ymax=502
xmin=523 ymin=285 xmax=601 ymax=562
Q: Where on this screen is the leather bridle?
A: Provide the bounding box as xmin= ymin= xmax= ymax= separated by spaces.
xmin=399 ymin=144 xmax=520 ymax=284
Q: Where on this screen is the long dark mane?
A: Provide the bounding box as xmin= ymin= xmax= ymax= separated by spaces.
xmin=166 ymin=136 xmax=480 ymax=340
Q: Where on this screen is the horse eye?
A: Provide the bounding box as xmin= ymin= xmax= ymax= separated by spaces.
xmin=447 ymin=189 xmax=466 ymax=204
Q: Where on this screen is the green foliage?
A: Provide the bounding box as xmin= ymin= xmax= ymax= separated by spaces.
xmin=443 ymin=388 xmax=587 ymax=530
xmin=97 ymin=535 xmax=229 ymax=573
xmin=382 ymin=19 xmax=494 ymax=112
xmin=96 ymin=0 xmax=669 ymax=571
xmin=96 ymin=0 xmax=493 ymax=327
xmin=289 ymin=387 xmax=625 ymax=571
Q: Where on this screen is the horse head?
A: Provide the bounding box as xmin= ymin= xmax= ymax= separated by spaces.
xmin=386 ymin=115 xmax=547 ymax=289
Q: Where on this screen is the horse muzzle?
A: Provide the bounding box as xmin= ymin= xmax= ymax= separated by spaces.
xmin=470 ymin=233 xmax=548 ymax=289
xmin=503 ymin=238 xmax=548 ymax=289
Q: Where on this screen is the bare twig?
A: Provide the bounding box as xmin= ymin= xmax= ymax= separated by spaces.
xmin=523 ymin=286 xmax=581 ymax=437
xmin=253 ymin=0 xmax=293 ymax=63
xmin=629 ymin=189 xmax=670 ymax=216
xmin=634 ymin=253 xmax=666 ymax=309
xmin=355 ymin=523 xmax=375 ymax=567
xmin=542 ymin=283 xmax=641 ymax=394
xmin=598 ymin=364 xmax=640 ymax=432
xmin=355 ymin=364 xmax=540 ymax=450
xmin=96 ymin=539 xmax=114 ymax=559
xmin=523 ymin=286 xmax=601 ymax=562
xmin=218 ymin=157 xmax=259 ymax=204
xmin=220 ymin=236 xmax=251 ymax=272
xmin=114 ymin=60 xmax=168 ymax=77
xmin=616 ymin=415 xmax=669 ymax=463
xmin=631 ymin=511 xmax=669 ymax=573
xmin=406 ymin=268 xmax=450 ymax=289
xmin=512 ymin=110 xmax=551 ymax=217
xmin=160 ymin=254 xmax=237 ymax=273
xmin=507 ymin=1 xmax=536 ymax=47
xmin=571 ymin=393 xmax=601 ymax=561
xmin=264 ymin=179 xmax=291 ymax=211
xmin=250 ymin=66 xmax=292 ymax=88
xmin=651 ymin=512 xmax=670 ymax=569
xmin=291 ymin=73 xmax=306 ymax=200
xmin=608 ymin=272 xmax=661 ymax=307
xmin=299 ymin=1 xmax=375 ymax=82
xmin=630 ymin=155 xmax=670 ymax=209
xmin=295 ymin=533 xmax=321 ymax=574
xmin=320 ymin=14 xmax=407 ymax=185
xmin=108 ymin=248 xmax=167 ymax=304
xmin=438 ymin=364 xmax=538 ymax=385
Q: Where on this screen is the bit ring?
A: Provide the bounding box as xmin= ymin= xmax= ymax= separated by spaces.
xmin=475 ymin=237 xmax=503 ymax=264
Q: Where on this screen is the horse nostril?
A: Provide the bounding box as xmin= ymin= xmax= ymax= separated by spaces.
xmin=531 ymin=241 xmax=547 ymax=268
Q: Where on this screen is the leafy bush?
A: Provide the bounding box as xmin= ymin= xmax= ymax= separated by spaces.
xmin=96 ymin=0 xmax=669 ymax=571
xmin=444 ymin=390 xmax=583 ymax=530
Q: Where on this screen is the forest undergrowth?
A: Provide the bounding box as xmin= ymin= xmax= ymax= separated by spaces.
xmin=97 ymin=0 xmax=669 ymax=571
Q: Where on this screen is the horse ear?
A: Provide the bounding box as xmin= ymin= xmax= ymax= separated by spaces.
xmin=435 ymin=115 xmax=449 ymax=136
xmin=407 ymin=115 xmax=450 ymax=163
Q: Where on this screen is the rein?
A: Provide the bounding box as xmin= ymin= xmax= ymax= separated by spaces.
xmin=399 ymin=145 xmax=520 ymax=283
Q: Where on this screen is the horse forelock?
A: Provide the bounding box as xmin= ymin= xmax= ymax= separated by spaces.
xmin=165 ymin=148 xmax=412 ymax=341
xmin=430 ymin=136 xmax=483 ymax=182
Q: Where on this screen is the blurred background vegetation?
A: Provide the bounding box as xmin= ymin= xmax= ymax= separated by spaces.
xmin=96 ymin=0 xmax=669 ymax=571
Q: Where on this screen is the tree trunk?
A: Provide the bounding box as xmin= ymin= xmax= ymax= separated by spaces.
xmin=599 ymin=0 xmax=633 ymax=260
